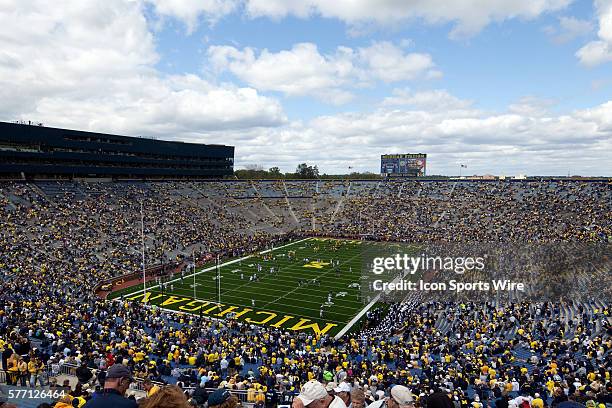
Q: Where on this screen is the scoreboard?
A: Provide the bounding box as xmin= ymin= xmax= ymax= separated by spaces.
xmin=381 ymin=153 xmax=427 ymax=177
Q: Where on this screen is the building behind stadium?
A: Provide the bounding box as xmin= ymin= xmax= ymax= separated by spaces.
xmin=0 ymin=121 xmax=234 ymax=179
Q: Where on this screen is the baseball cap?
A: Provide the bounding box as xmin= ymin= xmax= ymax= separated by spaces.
xmin=208 ymin=389 xmax=232 ymax=406
xmin=391 ymin=385 xmax=415 ymax=406
xmin=334 ymin=383 xmax=351 ymax=393
xmin=298 ymin=380 xmax=328 ymax=406
xmin=325 ymin=382 xmax=338 ymax=392
xmin=106 ymin=364 xmax=133 ymax=380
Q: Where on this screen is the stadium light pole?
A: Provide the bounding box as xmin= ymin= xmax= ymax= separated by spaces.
xmin=459 ymin=163 xmax=466 ymax=177
xmin=193 ymin=248 xmax=196 ymax=300
xmin=141 ymin=201 xmax=147 ymax=298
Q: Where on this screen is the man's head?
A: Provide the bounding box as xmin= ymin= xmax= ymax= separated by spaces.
xmin=325 ymin=382 xmax=337 ymax=395
xmin=103 ymin=364 xmax=133 ymax=395
xmin=334 ymin=382 xmax=352 ymax=406
xmin=351 ymin=389 xmax=366 ymax=408
xmin=294 ymin=380 xmax=331 ymax=408
xmin=387 ymin=386 xmax=415 ymax=408
xmin=142 ymin=379 xmax=153 ymax=391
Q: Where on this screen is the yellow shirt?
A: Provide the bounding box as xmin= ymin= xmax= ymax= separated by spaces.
xmin=255 ymin=392 xmax=266 ymax=403
xmin=147 ymin=385 xmax=161 ymax=397
xmin=28 ymin=361 xmax=42 ymax=374
xmin=247 ymin=389 xmax=257 ymax=402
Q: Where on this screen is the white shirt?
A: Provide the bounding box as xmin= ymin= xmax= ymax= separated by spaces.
xmin=330 ymin=395 xmax=349 ymax=408
xmin=365 ymin=399 xmax=387 ymax=408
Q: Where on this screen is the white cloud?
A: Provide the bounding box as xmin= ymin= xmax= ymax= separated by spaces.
xmin=145 ymin=0 xmax=239 ymax=32
xmin=576 ymin=0 xmax=612 ymax=66
xmin=575 ymin=100 xmax=612 ymax=131
xmin=229 ymin=94 xmax=612 ymax=176
xmin=544 ymin=16 xmax=593 ymax=44
xmin=358 ymin=42 xmax=434 ymax=82
xmin=208 ymin=43 xmax=360 ymax=104
xmin=244 ymin=0 xmax=572 ymax=39
xmin=0 ymin=0 xmax=286 ymax=137
xmin=1 ymin=0 xmax=610 ymax=177
xmin=207 ymin=42 xmax=436 ymax=103
xmin=143 ymin=0 xmax=572 ymax=39
xmin=508 ymin=96 xmax=557 ymax=117
xmin=382 ymin=89 xmax=474 ymax=111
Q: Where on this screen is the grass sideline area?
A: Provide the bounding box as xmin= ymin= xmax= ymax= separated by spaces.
xmin=110 ymin=238 xmax=413 ymax=337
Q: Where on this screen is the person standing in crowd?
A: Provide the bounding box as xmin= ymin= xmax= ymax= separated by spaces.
xmin=82 ymin=364 xmax=137 ymax=408
xmin=367 ymin=385 xmax=415 ymax=408
xmin=350 ymin=389 xmax=366 ymax=408
xmin=28 ymin=356 xmax=45 ymax=387
xmin=5 ymin=353 xmax=18 ymax=386
xmin=76 ymin=361 xmax=93 ymax=385
xmin=17 ymin=356 xmax=28 ymax=387
xmin=293 ymin=380 xmax=347 ymax=408
xmin=334 ymin=383 xmax=352 ymax=408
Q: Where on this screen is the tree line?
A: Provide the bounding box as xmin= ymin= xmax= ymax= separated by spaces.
xmin=233 ymin=163 xmax=381 ymax=180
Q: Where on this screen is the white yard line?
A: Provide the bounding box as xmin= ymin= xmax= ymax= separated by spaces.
xmin=125 ymin=237 xmax=313 ymax=297
xmin=261 ymin=248 xmax=363 ymax=308
xmin=334 ymin=295 xmax=379 ymax=340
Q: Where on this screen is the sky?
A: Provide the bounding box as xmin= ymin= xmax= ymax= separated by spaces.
xmin=0 ymin=0 xmax=611 ymax=176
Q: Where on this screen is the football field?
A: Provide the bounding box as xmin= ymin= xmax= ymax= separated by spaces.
xmin=112 ymin=237 xmax=410 ymax=337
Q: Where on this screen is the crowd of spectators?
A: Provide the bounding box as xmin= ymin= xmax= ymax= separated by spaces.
xmin=0 ymin=179 xmax=610 ymax=408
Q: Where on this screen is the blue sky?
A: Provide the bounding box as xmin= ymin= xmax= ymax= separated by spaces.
xmin=1 ymin=0 xmax=611 ymax=175
xmin=150 ymin=0 xmax=608 ymax=117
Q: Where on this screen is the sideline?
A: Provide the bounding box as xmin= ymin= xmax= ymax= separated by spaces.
xmin=123 ymin=237 xmax=313 ymax=298
xmin=333 ymin=265 xmax=414 ymax=340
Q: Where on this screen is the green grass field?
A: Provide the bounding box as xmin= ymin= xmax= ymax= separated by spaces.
xmin=111 ymin=237 xmax=411 ymax=337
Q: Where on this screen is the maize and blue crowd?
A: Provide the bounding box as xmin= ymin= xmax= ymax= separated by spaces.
xmin=0 ymin=180 xmax=610 ymax=408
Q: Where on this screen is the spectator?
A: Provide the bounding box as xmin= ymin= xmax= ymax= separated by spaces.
xmin=143 ymin=379 xmax=161 ymax=397
xmin=208 ymin=389 xmax=240 ymax=408
xmin=76 ymin=362 xmax=93 ymax=385
xmin=350 ymin=389 xmax=365 ymax=408
xmin=139 ymin=385 xmax=190 ymax=408
xmin=293 ymin=380 xmax=347 ymax=408
xmin=191 ymin=383 xmax=208 ymax=406
xmin=82 ymin=364 xmax=137 ymax=408
xmin=334 ymin=383 xmax=352 ymax=408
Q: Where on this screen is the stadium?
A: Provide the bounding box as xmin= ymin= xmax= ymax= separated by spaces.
xmin=1 ymin=2 xmax=612 ymax=407
xmin=0 ymin=121 xmax=610 ymax=408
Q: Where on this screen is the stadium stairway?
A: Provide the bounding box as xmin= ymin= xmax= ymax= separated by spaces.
xmin=36 ymin=181 xmax=84 ymax=200
xmin=4 ymin=192 xmax=32 ymax=208
xmin=0 ymin=190 xmax=17 ymax=211
xmin=281 ymin=180 xmax=300 ymax=225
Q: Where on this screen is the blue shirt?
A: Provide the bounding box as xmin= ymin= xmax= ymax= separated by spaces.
xmin=83 ymin=389 xmax=138 ymax=408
